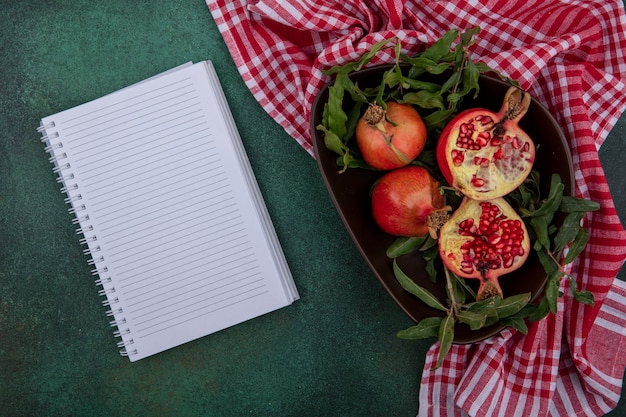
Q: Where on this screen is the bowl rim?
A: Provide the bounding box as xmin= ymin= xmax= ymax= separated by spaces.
xmin=310 ymin=63 xmax=575 ymax=344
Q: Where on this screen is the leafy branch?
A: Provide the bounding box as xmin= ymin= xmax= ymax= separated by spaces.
xmin=316 ymin=27 xmax=599 ymax=368
xmin=316 ymin=27 xmax=510 ymax=172
xmin=390 ymin=172 xmax=598 ymax=368
xmin=508 ymin=172 xmax=598 ymax=320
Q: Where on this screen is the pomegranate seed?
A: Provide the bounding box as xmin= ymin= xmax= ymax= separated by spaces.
xmin=452 ymin=149 xmax=464 ymax=166
xmin=488 ymin=233 xmax=501 ymax=244
xmin=473 ymin=156 xmax=489 ymax=167
xmin=475 ymin=115 xmax=493 ymax=126
xmin=475 ymin=132 xmax=490 ymax=147
xmin=459 ymin=218 xmax=474 ymax=229
xmin=471 ymin=176 xmax=485 ymax=187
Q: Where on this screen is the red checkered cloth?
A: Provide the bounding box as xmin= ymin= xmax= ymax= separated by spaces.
xmin=206 ymin=1 xmax=626 ymax=416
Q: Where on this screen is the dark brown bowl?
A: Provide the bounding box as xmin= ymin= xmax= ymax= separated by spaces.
xmin=310 ymin=64 xmax=574 ymax=343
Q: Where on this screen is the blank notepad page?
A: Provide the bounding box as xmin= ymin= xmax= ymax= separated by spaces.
xmin=40 ymin=62 xmax=298 ymax=361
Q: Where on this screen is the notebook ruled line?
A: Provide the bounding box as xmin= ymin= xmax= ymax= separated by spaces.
xmin=122 ymin=250 xmax=259 ymax=299
xmin=130 ymin=272 xmax=264 ymax=321
xmin=102 ymin=198 xmax=238 ymax=247
xmin=66 ymin=95 xmax=202 ymax=149
xmin=71 ymin=115 xmax=209 ymax=164
xmin=135 ymin=286 xmax=269 ymax=337
xmin=126 ymin=264 xmax=262 ymax=314
xmin=61 ymin=78 xmax=196 ymax=131
xmin=110 ymin=220 xmax=249 ymax=273
xmin=88 ymin=162 xmax=226 ymax=215
xmin=96 ymin=186 xmax=233 ymax=235
xmin=117 ymin=237 xmax=253 ymax=284
xmin=108 ymin=213 xmax=245 ymax=268
xmin=83 ymin=151 xmax=222 ymax=209
xmin=90 ymin=169 xmax=229 ymax=222
xmin=77 ymin=140 xmax=217 ymax=189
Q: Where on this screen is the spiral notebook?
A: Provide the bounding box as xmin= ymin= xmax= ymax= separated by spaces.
xmin=37 ymin=61 xmax=299 ymax=362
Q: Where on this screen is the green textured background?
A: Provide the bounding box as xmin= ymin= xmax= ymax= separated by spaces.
xmin=1 ymin=1 xmax=624 ymax=416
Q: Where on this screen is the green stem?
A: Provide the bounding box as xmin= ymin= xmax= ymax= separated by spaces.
xmin=447 ymin=48 xmax=469 ymax=110
xmin=444 ymin=266 xmax=459 ymax=316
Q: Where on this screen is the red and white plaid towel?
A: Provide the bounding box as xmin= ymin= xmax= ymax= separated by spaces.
xmin=206 ymin=1 xmax=626 ymax=415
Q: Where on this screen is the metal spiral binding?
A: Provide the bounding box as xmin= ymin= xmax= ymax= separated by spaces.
xmin=75 ymin=224 xmax=94 ymax=235
xmin=38 ymin=120 xmax=136 ymax=360
xmin=102 ymin=298 xmax=120 ymax=307
xmin=37 ymin=121 xmax=55 ymax=132
xmin=52 ymin=163 xmax=71 ymax=174
xmin=106 ymin=307 xmax=123 ymax=317
xmin=61 ymin=184 xmax=79 ymax=194
xmin=44 ymin=142 xmax=63 ymax=152
xmin=120 ymin=348 xmax=138 ymax=357
xmin=68 ymin=205 xmax=86 ymax=216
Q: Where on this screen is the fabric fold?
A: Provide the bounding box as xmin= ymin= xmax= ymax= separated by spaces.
xmin=206 ymin=1 xmax=626 ymax=415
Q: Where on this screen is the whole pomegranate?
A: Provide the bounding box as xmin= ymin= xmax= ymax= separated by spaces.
xmin=371 ymin=166 xmax=445 ymax=237
xmin=356 ymin=101 xmax=427 ymax=170
xmin=438 ymin=197 xmax=530 ymax=301
xmin=436 ymin=87 xmax=535 ymax=200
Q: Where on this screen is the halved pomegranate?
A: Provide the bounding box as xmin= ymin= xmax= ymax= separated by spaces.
xmin=438 ymin=197 xmax=530 ymax=301
xmin=436 ymin=87 xmax=535 ymax=200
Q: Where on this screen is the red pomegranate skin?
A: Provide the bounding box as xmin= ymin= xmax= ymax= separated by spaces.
xmin=371 ymin=166 xmax=445 ymax=237
xmin=356 ymin=101 xmax=427 ymax=170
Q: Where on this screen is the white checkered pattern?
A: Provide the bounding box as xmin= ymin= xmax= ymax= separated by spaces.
xmin=206 ymin=1 xmax=626 ymax=415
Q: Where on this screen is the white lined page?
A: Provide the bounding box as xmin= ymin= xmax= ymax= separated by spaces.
xmin=40 ymin=61 xmax=298 ymax=361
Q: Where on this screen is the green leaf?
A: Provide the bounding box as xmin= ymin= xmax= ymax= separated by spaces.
xmin=495 ymin=293 xmax=531 ymax=318
xmin=559 ymin=196 xmax=600 ymax=213
xmin=425 ymin=258 xmax=438 ymax=283
xmin=544 ymin=274 xmax=561 ymax=314
xmin=316 ymin=124 xmax=346 ymax=156
xmin=553 ymin=212 xmax=584 ymax=254
xmin=573 ymin=290 xmax=595 ymax=305
xmin=499 ymin=317 xmax=529 ymax=334
xmin=459 ymin=26 xmax=481 ymax=47
xmin=467 ymin=295 xmax=501 ymax=312
xmin=528 ymin=296 xmax=551 ymax=322
xmin=419 ymin=236 xmax=439 ymax=252
xmin=355 ymin=38 xmax=397 ymax=73
xmin=396 ymin=317 xmax=443 ymax=339
xmin=446 ymin=270 xmax=467 ymax=305
xmin=421 ymin=242 xmax=440 ymax=283
xmin=453 ymin=272 xmax=477 ymax=300
xmin=448 ymin=59 xmax=480 ymax=102
xmin=390 ymin=71 xmax=447 ymax=92
xmin=420 ymin=29 xmax=458 ymax=62
xmin=567 ymin=276 xmax=595 ymax=306
xmin=423 ymin=108 xmax=455 ymax=131
xmin=536 ymin=247 xmax=558 ymax=275
xmin=402 ymin=90 xmax=446 ymax=110
xmin=326 ymin=81 xmax=348 ymax=140
xmin=435 ymin=313 xmax=455 ymax=369
xmin=524 ymin=174 xmax=564 ymax=220
xmin=343 ymin=102 xmax=363 ymax=145
xmin=393 ymin=260 xmax=447 ymax=311
xmin=457 ymin=310 xmax=488 ymax=330
xmin=386 ymin=236 xmax=428 ymax=258
xmin=563 ymin=227 xmax=590 ymax=265
xmin=530 ymin=215 xmax=551 ymax=250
